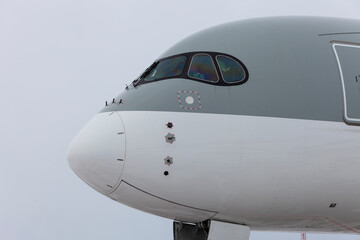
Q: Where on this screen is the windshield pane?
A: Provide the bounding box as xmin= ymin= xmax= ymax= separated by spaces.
xmin=216 ymin=55 xmax=245 ymax=83
xmin=144 ymin=56 xmax=186 ymax=81
xmin=188 ymin=54 xmax=218 ymax=82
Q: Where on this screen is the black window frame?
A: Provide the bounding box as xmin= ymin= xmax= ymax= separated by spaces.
xmin=135 ymin=51 xmax=249 ymax=86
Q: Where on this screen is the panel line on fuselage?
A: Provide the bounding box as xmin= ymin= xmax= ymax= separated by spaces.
xmin=122 ymin=180 xmax=218 ymax=214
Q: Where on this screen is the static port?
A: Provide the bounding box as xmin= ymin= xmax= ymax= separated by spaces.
xmin=164 ymin=171 xmax=169 ymax=176
xmin=167 ymin=122 xmax=173 ymax=129
xmin=165 ymin=133 xmax=176 ymax=144
xmin=164 ymin=156 xmax=173 ymax=166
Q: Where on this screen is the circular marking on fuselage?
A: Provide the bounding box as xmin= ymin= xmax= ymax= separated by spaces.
xmin=177 ymin=91 xmax=201 ymax=110
xmin=185 ymin=96 xmax=194 ymax=105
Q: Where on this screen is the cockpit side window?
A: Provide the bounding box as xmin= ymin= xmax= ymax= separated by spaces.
xmin=216 ymin=55 xmax=246 ymax=83
xmin=144 ymin=56 xmax=186 ymax=82
xmin=188 ymin=54 xmax=219 ymax=82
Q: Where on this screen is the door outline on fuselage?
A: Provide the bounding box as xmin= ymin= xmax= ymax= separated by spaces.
xmin=332 ymin=42 xmax=360 ymax=126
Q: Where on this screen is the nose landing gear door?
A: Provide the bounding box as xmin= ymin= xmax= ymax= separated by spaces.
xmin=332 ymin=42 xmax=360 ymax=126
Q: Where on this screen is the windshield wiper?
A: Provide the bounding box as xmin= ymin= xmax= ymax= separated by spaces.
xmin=132 ymin=61 xmax=159 ymax=87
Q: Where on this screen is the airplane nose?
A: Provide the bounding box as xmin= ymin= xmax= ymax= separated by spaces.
xmin=67 ymin=112 xmax=126 ymax=195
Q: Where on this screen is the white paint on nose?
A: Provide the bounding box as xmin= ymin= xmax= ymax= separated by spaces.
xmin=67 ymin=112 xmax=125 ymax=195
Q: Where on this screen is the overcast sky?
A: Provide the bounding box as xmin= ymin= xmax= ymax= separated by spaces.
xmin=1 ymin=0 xmax=360 ymax=239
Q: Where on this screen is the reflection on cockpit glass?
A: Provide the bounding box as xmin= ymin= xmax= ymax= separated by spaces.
xmin=216 ymin=55 xmax=245 ymax=83
xmin=188 ymin=54 xmax=219 ymax=82
xmin=144 ymin=56 xmax=186 ymax=81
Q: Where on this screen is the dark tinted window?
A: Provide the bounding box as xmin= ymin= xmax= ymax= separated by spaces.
xmin=216 ymin=55 xmax=246 ymax=83
xmin=144 ymin=56 xmax=186 ymax=81
xmin=188 ymin=54 xmax=218 ymax=82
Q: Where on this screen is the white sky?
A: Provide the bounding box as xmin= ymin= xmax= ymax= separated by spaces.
xmin=1 ymin=0 xmax=360 ymax=239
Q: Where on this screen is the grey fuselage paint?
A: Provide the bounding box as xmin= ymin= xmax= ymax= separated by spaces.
xmin=101 ymin=16 xmax=360 ymax=123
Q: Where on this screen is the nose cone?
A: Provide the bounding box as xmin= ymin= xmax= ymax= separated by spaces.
xmin=67 ymin=112 xmax=126 ymax=195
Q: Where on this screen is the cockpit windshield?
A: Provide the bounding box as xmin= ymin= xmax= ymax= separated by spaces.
xmin=144 ymin=56 xmax=186 ymax=81
xmin=135 ymin=52 xmax=248 ymax=86
xmin=188 ymin=54 xmax=219 ymax=82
